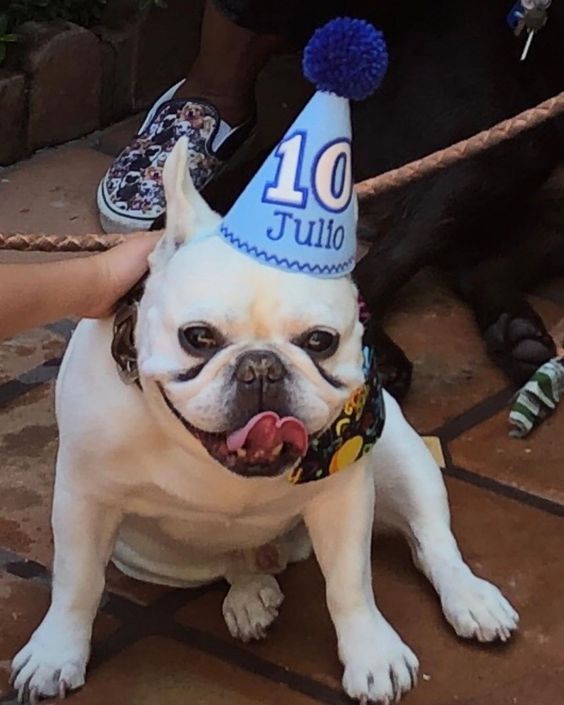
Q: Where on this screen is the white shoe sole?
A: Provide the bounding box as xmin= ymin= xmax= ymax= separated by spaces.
xmin=97 ymin=180 xmax=160 ymax=234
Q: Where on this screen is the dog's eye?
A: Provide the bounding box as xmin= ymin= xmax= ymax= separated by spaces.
xmin=296 ymin=328 xmax=339 ymax=358
xmin=179 ymin=325 xmax=224 ymax=356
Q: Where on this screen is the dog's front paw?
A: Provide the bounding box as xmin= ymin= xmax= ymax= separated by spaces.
xmin=11 ymin=630 xmax=88 ymax=702
xmin=223 ymin=575 xmax=284 ymax=643
xmin=441 ymin=574 xmax=519 ymax=643
xmin=341 ymin=622 xmax=419 ymax=704
xmin=484 ymin=311 xmax=555 ymax=383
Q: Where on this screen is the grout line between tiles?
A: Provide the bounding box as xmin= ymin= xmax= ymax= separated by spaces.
xmin=0 ymin=552 xmax=348 ymax=705
xmin=443 ymin=465 xmax=564 ymax=518
xmin=169 ymin=624 xmax=350 ymax=705
xmin=0 ymin=542 xmax=348 ymax=705
xmin=0 ymin=548 xmax=51 ymax=583
xmin=0 ymin=547 xmax=220 ymax=615
xmin=44 ymin=319 xmax=76 ymax=340
xmin=427 ymin=385 xmax=518 ymax=441
xmin=89 ymin=606 xmax=349 ymax=705
xmin=0 ymin=319 xmax=73 ymax=409
xmin=0 ymin=357 xmax=61 ymax=409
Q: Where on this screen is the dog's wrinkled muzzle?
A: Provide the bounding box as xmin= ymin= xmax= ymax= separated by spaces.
xmin=157 ymin=383 xmax=309 ymax=478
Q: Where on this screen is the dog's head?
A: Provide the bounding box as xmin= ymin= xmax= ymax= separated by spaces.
xmin=137 ymin=138 xmax=365 ymax=478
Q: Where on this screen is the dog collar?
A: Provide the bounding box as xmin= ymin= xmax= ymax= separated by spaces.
xmin=111 ymin=275 xmax=146 ymax=387
xmin=111 ymin=284 xmax=384 ymax=483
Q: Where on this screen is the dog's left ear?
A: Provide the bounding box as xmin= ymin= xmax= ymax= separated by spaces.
xmin=150 ymin=136 xmax=221 ymax=268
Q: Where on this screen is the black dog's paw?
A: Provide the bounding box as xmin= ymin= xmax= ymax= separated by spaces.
xmin=484 ymin=312 xmax=556 ymax=383
xmin=367 ymin=326 xmax=413 ymax=402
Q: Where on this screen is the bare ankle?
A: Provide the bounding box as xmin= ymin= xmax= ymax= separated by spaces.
xmin=174 ymin=77 xmax=253 ymax=126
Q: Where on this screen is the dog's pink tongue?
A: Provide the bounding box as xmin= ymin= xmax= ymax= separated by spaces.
xmin=226 ymin=411 xmax=308 ymax=455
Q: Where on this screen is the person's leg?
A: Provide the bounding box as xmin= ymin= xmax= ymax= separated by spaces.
xmin=176 ymin=0 xmax=348 ymax=122
xmin=98 ymin=0 xmax=300 ymax=232
xmin=175 ymin=0 xmax=289 ymax=125
xmin=98 ymin=0 xmax=344 ymax=233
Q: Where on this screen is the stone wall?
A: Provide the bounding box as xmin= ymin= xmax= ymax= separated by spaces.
xmin=0 ymin=0 xmax=203 ymax=165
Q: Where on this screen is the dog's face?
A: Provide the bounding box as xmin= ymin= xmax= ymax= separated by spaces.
xmin=138 ymin=139 xmax=364 ymax=478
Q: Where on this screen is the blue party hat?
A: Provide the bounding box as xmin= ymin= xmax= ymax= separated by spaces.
xmin=218 ymin=18 xmax=388 ymax=278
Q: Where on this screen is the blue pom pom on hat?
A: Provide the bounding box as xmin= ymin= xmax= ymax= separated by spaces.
xmin=303 ymin=18 xmax=388 ymax=100
xmin=219 ymin=18 xmax=388 ymax=278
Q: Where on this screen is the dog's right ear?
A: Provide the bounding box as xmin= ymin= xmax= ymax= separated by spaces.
xmin=149 ymin=136 xmax=221 ymax=269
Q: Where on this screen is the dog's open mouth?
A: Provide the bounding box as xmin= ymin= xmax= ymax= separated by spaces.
xmin=159 ymin=386 xmax=309 ymax=477
xmin=204 ymin=411 xmax=308 ymax=477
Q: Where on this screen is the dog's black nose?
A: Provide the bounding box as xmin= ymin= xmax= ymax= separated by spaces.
xmin=235 ymin=350 xmax=286 ymax=386
xmin=231 ymin=351 xmax=290 ymax=423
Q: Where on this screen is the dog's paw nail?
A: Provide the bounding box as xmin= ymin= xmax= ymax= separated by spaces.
xmin=17 ymin=685 xmax=27 ymax=705
xmin=59 ymin=680 xmax=68 ymax=699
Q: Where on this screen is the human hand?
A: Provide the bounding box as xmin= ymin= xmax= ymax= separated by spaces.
xmin=77 ymin=232 xmax=162 ymax=319
xmin=0 ymin=232 xmax=162 ymax=341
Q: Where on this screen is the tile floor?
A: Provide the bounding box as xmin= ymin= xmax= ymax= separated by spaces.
xmin=0 ymin=123 xmax=563 ymax=705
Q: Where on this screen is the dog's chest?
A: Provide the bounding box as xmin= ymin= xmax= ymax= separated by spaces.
xmin=118 ymin=450 xmax=318 ymax=551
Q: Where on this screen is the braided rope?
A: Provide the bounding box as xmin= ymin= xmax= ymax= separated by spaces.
xmin=0 ymin=232 xmax=126 ymax=252
xmin=355 ymin=91 xmax=564 ymax=202
xmin=1 ymin=91 xmax=562 ymax=253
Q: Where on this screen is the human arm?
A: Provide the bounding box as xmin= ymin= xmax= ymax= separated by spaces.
xmin=0 ymin=233 xmax=160 ymax=340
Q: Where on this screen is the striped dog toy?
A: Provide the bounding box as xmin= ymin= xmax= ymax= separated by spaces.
xmin=509 ymin=356 xmax=564 ymax=437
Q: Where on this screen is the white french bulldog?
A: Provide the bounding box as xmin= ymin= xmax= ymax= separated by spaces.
xmin=12 ymin=138 xmax=518 ymax=704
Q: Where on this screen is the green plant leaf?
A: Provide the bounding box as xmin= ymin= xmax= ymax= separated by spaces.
xmin=3 ymin=0 xmax=109 ymax=29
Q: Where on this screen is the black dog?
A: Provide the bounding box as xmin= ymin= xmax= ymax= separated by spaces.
xmin=351 ymin=0 xmax=564 ymax=396
xmin=156 ymin=0 xmax=564 ymax=398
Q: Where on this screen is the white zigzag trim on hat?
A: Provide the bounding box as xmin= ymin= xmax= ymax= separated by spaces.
xmin=220 ymin=225 xmax=355 ymax=276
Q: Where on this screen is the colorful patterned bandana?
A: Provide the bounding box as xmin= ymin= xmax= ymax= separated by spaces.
xmin=289 ymin=299 xmax=385 ymax=484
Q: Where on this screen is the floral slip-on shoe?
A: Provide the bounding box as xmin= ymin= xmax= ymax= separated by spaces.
xmin=97 ymin=80 xmax=256 ymax=233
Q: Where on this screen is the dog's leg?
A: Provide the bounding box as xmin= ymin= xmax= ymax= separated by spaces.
xmin=304 ymin=461 xmax=419 ymax=704
xmin=447 ymin=255 xmax=556 ymax=383
xmin=222 ymin=572 xmax=285 ymax=643
xmin=442 ymin=193 xmax=564 ymax=382
xmin=222 ymin=523 xmax=312 ymax=642
xmin=11 ymin=480 xmax=121 ymax=701
xmin=354 ymin=214 xmax=441 ymax=313
xmin=223 ymin=561 xmax=284 ymax=643
xmin=222 ymin=523 xmax=311 ymax=643
xmin=376 ymin=392 xmax=519 ymax=642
